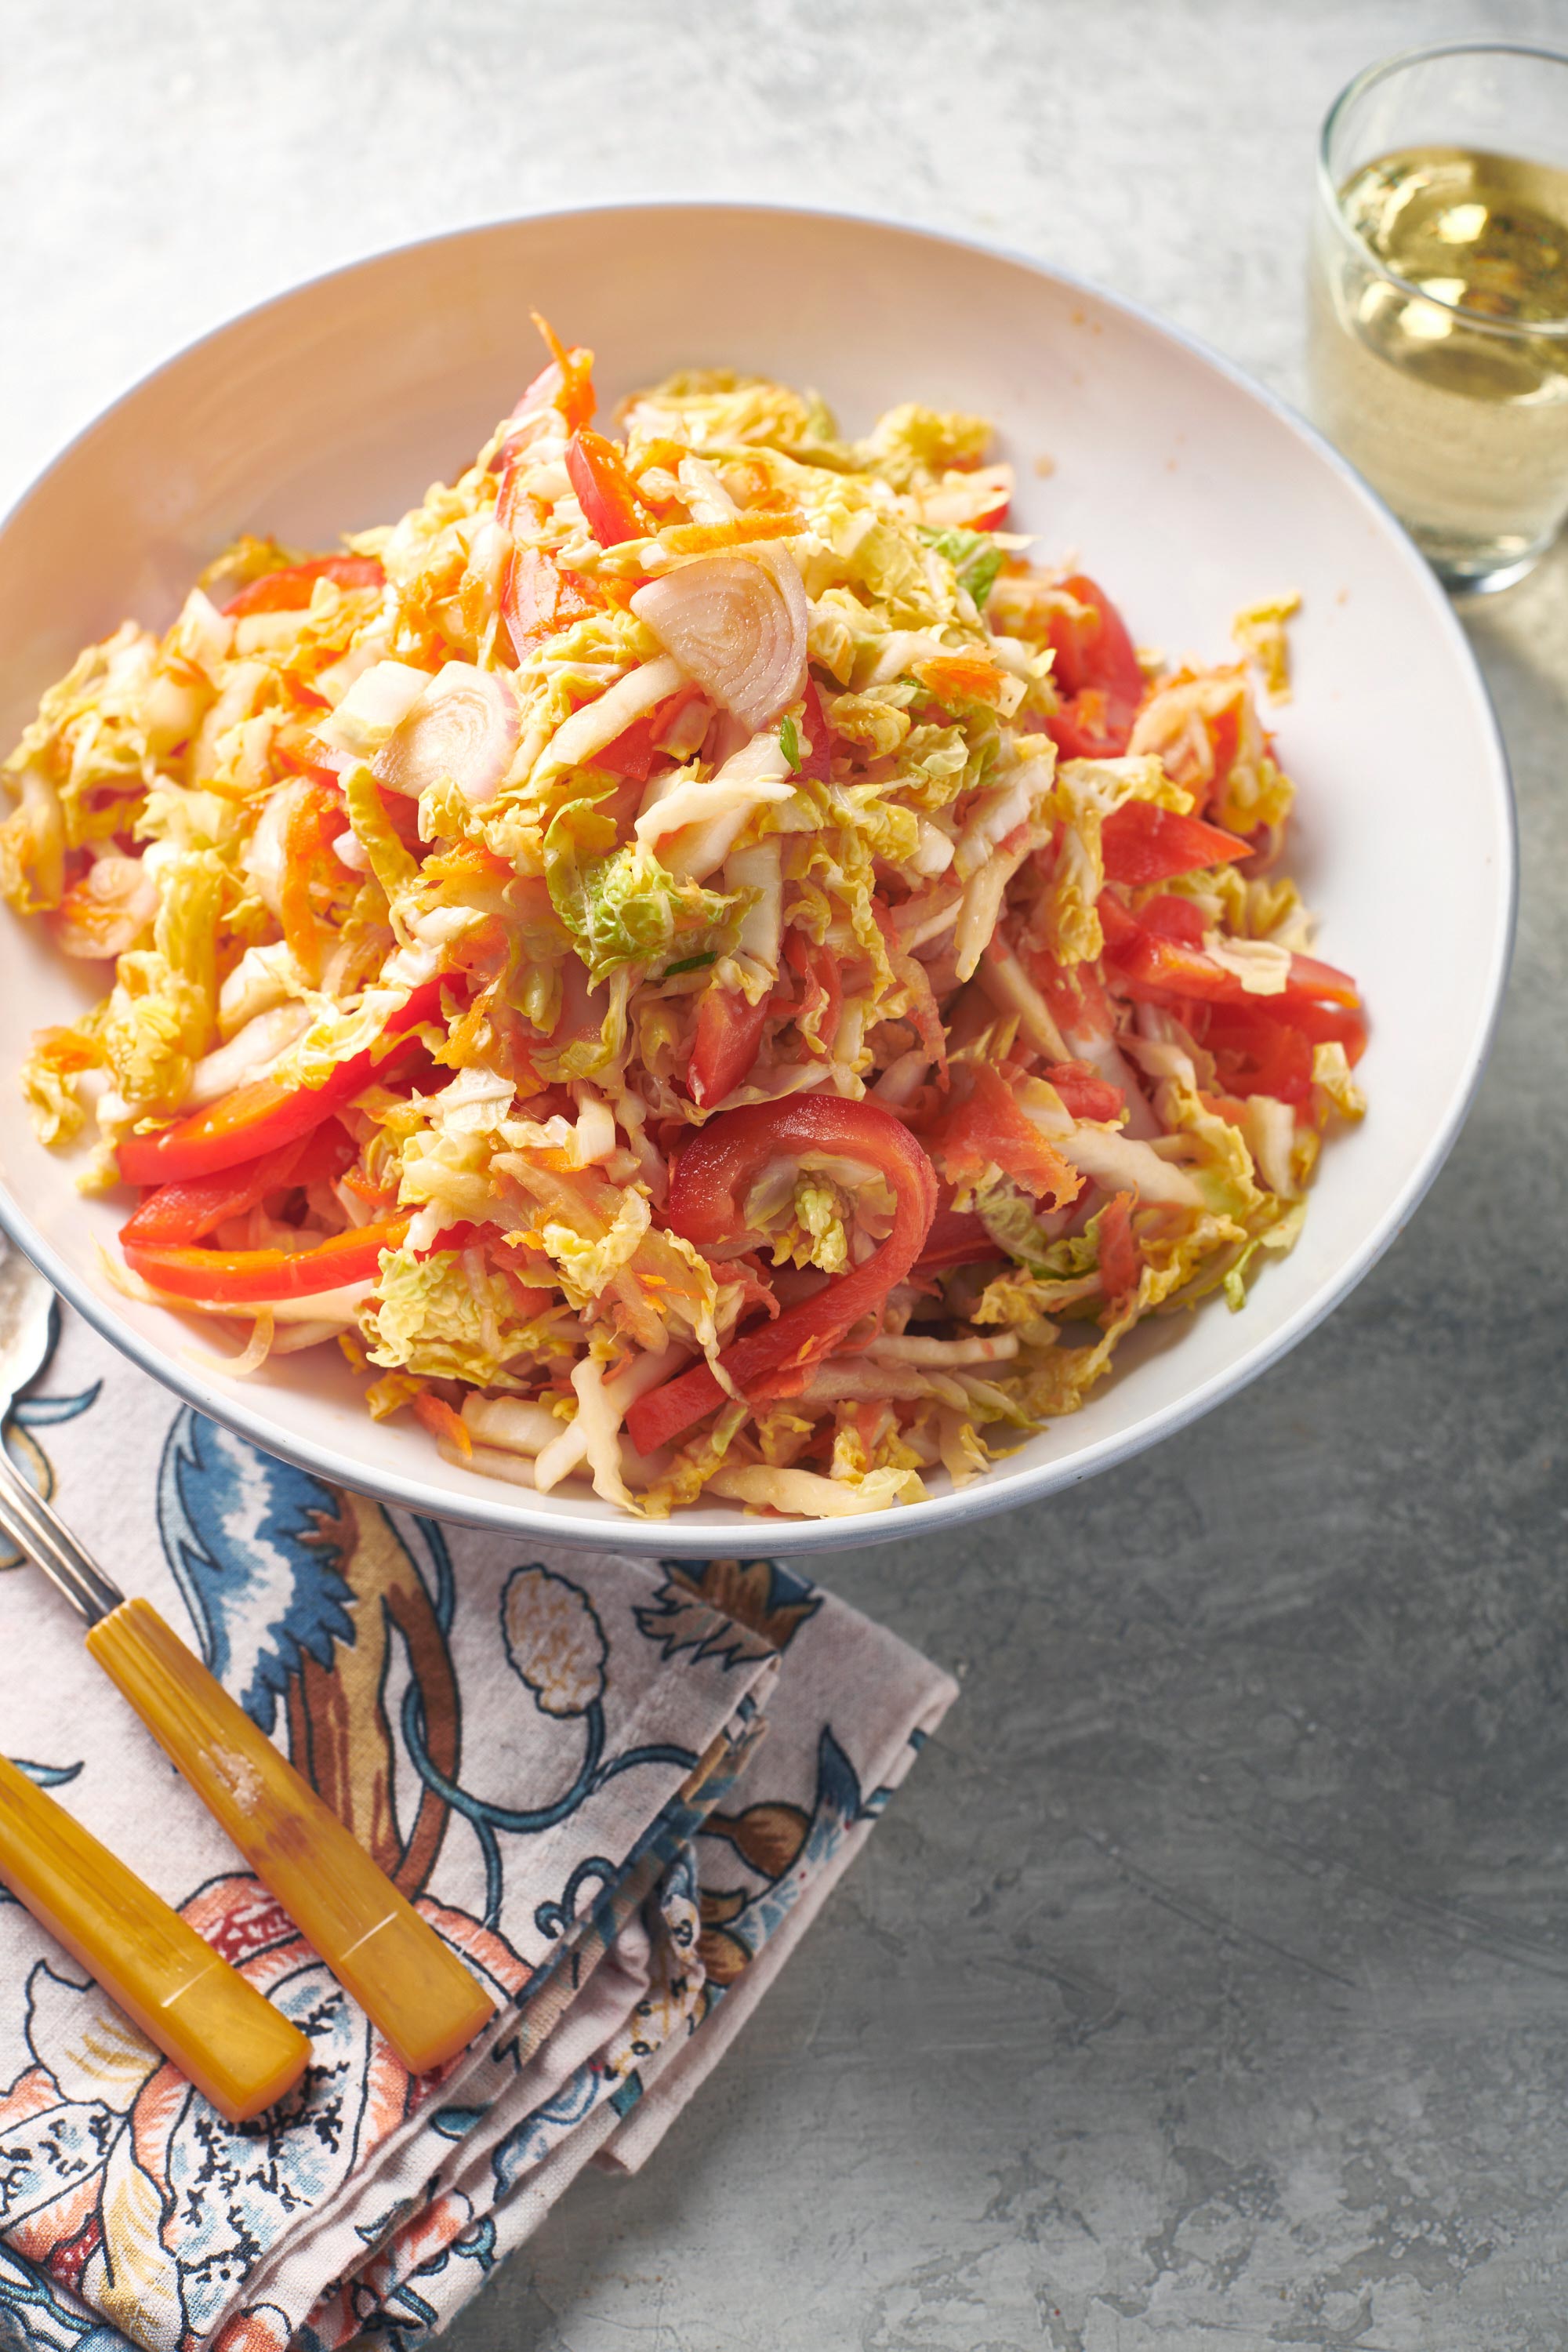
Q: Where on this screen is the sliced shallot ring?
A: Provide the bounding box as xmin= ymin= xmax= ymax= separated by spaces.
xmin=372 ymin=661 xmax=519 ymax=806
xmin=49 ymin=855 xmax=160 ymax=960
xmin=630 ymin=546 xmax=808 ymax=732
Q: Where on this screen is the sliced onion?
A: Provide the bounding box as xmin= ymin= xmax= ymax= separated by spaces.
xmin=630 ymin=548 xmax=807 ymax=732
xmin=372 ymin=661 xmax=519 ymax=806
xmin=318 ymin=658 xmax=432 ymax=757
xmin=49 ymin=855 xmax=159 ymax=960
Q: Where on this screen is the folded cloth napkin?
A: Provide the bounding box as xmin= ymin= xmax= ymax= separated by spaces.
xmin=0 ymin=1305 xmax=956 ymax=2352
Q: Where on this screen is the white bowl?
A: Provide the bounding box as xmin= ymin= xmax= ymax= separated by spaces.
xmin=0 ymin=205 xmax=1514 ymax=1555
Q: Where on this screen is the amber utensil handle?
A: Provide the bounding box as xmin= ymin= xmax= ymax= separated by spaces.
xmin=0 ymin=1748 xmax=309 ymax=2123
xmin=87 ymin=1598 xmax=495 ymax=2074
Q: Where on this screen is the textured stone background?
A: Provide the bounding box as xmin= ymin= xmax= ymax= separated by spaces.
xmin=4 ymin=3 xmax=1566 ymax=2345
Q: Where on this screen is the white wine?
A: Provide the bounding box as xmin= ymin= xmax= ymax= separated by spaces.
xmin=1308 ymin=145 xmax=1568 ymax=587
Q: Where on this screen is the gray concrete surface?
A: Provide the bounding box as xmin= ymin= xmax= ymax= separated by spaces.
xmin=5 ymin=2 xmax=1566 ymax=2344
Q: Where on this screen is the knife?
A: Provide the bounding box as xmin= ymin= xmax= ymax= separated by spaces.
xmin=0 ymin=1745 xmax=310 ymax=2122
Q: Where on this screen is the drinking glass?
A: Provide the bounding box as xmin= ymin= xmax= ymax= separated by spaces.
xmin=1308 ymin=42 xmax=1568 ymax=593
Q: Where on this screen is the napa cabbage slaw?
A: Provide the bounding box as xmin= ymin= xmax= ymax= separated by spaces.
xmin=0 ymin=319 xmax=1367 ymax=1522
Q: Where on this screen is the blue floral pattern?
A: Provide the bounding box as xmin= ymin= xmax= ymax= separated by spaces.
xmin=0 ymin=1308 xmax=954 ymax=2352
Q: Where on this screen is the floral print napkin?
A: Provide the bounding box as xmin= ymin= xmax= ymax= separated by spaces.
xmin=0 ymin=1305 xmax=955 ymax=2352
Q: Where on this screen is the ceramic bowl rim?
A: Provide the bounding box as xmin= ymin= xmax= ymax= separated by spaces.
xmin=0 ymin=197 xmax=1517 ymax=1555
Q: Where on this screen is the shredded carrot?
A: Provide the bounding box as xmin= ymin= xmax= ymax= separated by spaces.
xmin=529 ymin=310 xmax=596 ymax=433
xmin=660 ymin=510 xmax=805 ymax=555
xmin=912 ymin=652 xmax=1011 ymax=709
xmin=627 ymin=437 xmax=691 ymax=478
xmin=412 ymin=1392 xmax=471 ymax=1458
xmin=279 ymin=779 xmax=343 ymax=984
xmin=422 ymin=840 xmax=513 ymax=886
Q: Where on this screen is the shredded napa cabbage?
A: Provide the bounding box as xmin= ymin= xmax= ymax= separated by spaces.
xmin=0 ymin=328 xmax=1364 ymax=1523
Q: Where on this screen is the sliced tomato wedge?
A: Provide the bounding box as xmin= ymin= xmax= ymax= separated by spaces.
xmin=118 ymin=1122 xmax=355 ymax=1247
xmin=1101 ymin=801 xmax=1250 ymax=887
xmin=689 ymin=985 xmax=768 ymax=1109
xmin=565 ymin=430 xmax=651 ymax=548
xmin=1185 ymin=997 xmax=1367 ymax=1100
xmin=223 ymin=556 xmax=385 ymax=619
xmin=1197 ymin=1006 xmax=1316 ymax=1104
xmin=1138 ymin=894 xmax=1208 ymax=948
xmin=117 ymin=975 xmax=450 ymax=1187
xmin=1043 ymin=575 xmax=1145 ymax=760
xmin=123 ymin=1216 xmax=407 ymax=1305
xmin=1279 ymin=953 xmax=1364 ymax=1010
xmin=625 ymin=1100 xmax=938 ymax=1456
xmin=922 ymin=1065 xmax=1082 ymax=1211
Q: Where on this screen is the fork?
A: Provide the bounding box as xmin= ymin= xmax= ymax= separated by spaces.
xmin=0 ymin=1245 xmax=495 ymax=2075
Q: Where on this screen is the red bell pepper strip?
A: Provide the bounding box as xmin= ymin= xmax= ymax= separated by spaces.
xmin=117 ymin=976 xmax=451 ymax=1188
xmin=223 ymin=557 xmax=385 ymax=619
xmin=1101 ymin=801 xmax=1250 ymax=887
xmin=688 ymin=986 xmax=769 ymax=1110
xmin=1044 ymin=575 xmax=1145 ymax=760
xmin=625 ymin=1100 xmax=938 ymax=1456
xmin=500 ymin=546 xmax=603 ymax=662
xmin=123 ymin=1216 xmax=408 ymax=1305
xmin=565 ymin=430 xmax=651 ymax=548
xmin=118 ymin=1122 xmax=355 ymax=1247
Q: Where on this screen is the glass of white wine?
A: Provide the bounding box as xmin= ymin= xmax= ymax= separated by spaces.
xmin=1308 ymin=42 xmax=1568 ymax=594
